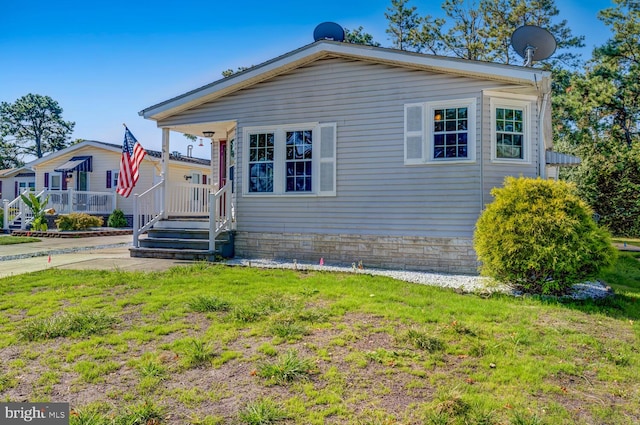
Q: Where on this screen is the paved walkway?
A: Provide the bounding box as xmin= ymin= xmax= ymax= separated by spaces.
xmin=0 ymin=235 xmax=192 ymax=279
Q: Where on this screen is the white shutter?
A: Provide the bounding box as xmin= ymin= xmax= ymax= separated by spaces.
xmin=318 ymin=123 xmax=337 ymax=196
xmin=405 ymin=103 xmax=425 ymax=164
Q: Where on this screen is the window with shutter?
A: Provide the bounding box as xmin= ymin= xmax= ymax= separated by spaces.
xmin=244 ymin=122 xmax=337 ymax=197
xmin=404 ymin=99 xmax=477 ymax=165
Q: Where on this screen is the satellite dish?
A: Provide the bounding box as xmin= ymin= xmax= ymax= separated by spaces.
xmin=511 ymin=25 xmax=557 ymax=66
xmin=313 ymin=22 xmax=345 ymax=42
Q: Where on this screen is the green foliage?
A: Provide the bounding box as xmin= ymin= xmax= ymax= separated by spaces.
xmin=114 ymin=400 xmax=164 ymax=425
xmin=384 ymin=0 xmax=583 ymax=66
xmin=21 ymin=192 xmax=50 ymax=231
xmin=106 ymin=209 xmax=128 ymax=228
xmin=268 ymin=320 xmax=308 ymax=341
xmin=221 ymin=66 xmax=252 ymax=78
xmin=553 ymin=0 xmax=640 ymax=237
xmin=179 ymin=338 xmax=216 ymax=368
xmin=20 ymin=311 xmax=116 ymax=341
xmin=0 ymin=137 xmax=23 ymax=169
xmin=187 ymin=295 xmax=231 ymax=313
xmin=55 ymin=213 xmax=103 ymax=230
xmin=474 ymin=177 xmax=617 ymax=294
xmin=385 ymin=0 xmax=422 ymax=51
xmin=257 ymin=350 xmax=314 ymax=385
xmin=1 ymin=259 xmax=640 ymax=423
xmin=238 ymin=398 xmax=288 ymax=425
xmin=344 ymin=26 xmax=381 ymax=46
xmin=0 ymin=235 xmax=40 ymax=245
xmin=400 ymin=329 xmax=444 ymax=352
xmin=70 ymin=401 xmax=164 ymax=425
xmin=0 ymin=93 xmax=75 ymax=158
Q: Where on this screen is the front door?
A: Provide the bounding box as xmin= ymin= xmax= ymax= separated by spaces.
xmin=219 ymin=140 xmax=227 ymax=187
xmin=76 ymin=171 xmax=88 ymax=191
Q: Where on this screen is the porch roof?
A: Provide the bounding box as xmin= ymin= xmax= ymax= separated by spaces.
xmin=54 ymin=156 xmax=93 ymax=173
xmin=545 ymin=150 xmax=581 ymax=166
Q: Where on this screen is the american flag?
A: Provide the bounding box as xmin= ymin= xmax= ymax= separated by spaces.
xmin=116 ymin=127 xmax=147 ymax=197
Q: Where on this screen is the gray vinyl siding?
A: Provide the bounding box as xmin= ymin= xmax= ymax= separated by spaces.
xmin=159 ymin=58 xmax=541 ymax=239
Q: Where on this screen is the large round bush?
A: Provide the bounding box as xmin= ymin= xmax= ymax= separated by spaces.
xmin=474 ymin=177 xmax=616 ymax=295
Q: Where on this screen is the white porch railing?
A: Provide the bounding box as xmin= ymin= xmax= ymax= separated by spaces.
xmin=209 ymin=183 xmax=233 ymax=251
xmin=166 ymin=183 xmax=218 ymax=216
xmin=45 ymin=189 xmax=116 ymax=215
xmin=133 ymin=180 xmax=164 ymax=247
xmin=131 ymin=181 xmax=233 ymax=252
xmin=3 ymin=189 xmax=117 ymax=231
xmin=2 ymin=189 xmax=45 ymax=230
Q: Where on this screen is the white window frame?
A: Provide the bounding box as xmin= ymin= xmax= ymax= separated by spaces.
xmin=110 ymin=170 xmax=119 ymax=191
xmin=404 ymin=98 xmax=477 ymax=165
xmin=243 ymin=122 xmax=336 ymax=197
xmin=50 ymin=174 xmax=62 ymax=190
xmin=489 ymin=95 xmax=534 ymax=164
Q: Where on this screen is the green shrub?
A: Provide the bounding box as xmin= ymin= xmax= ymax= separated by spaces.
xmin=107 ymin=209 xmax=128 ymax=228
xmin=474 ymin=177 xmax=616 ymax=295
xmin=21 ymin=192 xmax=50 ymax=231
xmin=55 ymin=213 xmax=103 ymax=231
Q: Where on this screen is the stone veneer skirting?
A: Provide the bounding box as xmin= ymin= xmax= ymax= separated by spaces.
xmin=234 ymin=231 xmax=480 ymax=274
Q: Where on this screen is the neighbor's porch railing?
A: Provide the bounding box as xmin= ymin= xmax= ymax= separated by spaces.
xmin=209 ymin=182 xmax=233 ymax=251
xmin=45 ymin=189 xmax=116 ymax=215
xmin=132 ymin=180 xmax=164 ymax=247
xmin=2 ymin=189 xmax=45 ymax=230
xmin=166 ymin=182 xmax=218 ymax=217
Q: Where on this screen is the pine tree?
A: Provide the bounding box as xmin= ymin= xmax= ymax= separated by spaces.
xmin=0 ymin=94 xmax=75 ymax=159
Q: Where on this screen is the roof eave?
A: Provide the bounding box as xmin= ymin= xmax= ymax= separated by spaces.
xmin=139 ymin=41 xmax=551 ymax=122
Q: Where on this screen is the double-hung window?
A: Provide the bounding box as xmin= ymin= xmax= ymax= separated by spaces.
xmin=489 ymin=96 xmax=532 ymax=163
xmin=244 ymin=123 xmax=336 ymax=196
xmin=248 ymin=132 xmax=275 ymax=193
xmin=285 ymin=130 xmax=313 ymax=192
xmin=405 ymin=98 xmax=477 ymax=164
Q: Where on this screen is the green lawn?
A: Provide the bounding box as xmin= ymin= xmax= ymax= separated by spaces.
xmin=0 ymin=254 xmax=638 ymax=424
xmin=0 ymin=235 xmax=40 ymax=245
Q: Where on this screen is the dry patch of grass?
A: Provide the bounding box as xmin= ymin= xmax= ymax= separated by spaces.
xmin=0 ymin=258 xmax=638 ymax=424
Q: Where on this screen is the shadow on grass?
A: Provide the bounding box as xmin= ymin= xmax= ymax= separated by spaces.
xmin=541 ymin=252 xmax=640 ymax=321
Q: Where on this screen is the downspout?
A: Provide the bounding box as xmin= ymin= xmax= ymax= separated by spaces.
xmin=538 ymin=75 xmax=551 ymax=179
xmin=479 ymin=94 xmax=485 ymax=211
xmin=538 ymin=93 xmax=548 ymax=178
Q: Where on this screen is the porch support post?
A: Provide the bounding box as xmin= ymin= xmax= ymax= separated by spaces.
xmin=133 ymin=194 xmax=139 ymax=247
xmin=2 ymin=199 xmax=8 ymax=231
xmin=209 ymin=192 xmax=216 ymax=251
xmin=211 ymin=138 xmax=217 ymax=189
xmin=19 ymin=195 xmax=25 ymax=229
xmin=161 ymin=127 xmax=170 ymax=219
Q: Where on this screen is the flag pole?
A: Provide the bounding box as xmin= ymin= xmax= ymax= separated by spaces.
xmin=122 ymin=123 xmax=127 ymax=128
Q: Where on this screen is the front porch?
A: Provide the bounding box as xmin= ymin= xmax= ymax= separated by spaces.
xmin=130 ymin=124 xmax=237 ymax=259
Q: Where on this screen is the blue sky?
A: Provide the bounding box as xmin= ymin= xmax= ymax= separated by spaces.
xmin=0 ymin=0 xmax=614 ymax=159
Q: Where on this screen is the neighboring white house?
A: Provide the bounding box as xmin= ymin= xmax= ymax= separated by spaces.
xmin=3 ymin=140 xmax=212 ymax=230
xmin=137 ymin=39 xmax=579 ymax=273
xmin=0 ymin=167 xmax=35 ymax=201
